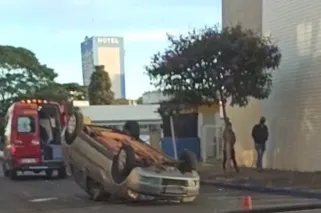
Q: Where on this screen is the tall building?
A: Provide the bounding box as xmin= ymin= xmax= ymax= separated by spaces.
xmin=222 ymin=0 xmax=262 ymax=32
xmin=81 ymin=36 xmax=126 ymax=98
xmin=222 ymin=0 xmax=321 ymax=171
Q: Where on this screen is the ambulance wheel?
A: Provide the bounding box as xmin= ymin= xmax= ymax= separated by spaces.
xmin=65 ymin=111 xmax=83 ymax=145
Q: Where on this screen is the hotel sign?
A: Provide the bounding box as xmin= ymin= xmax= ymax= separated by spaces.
xmin=97 ymin=37 xmax=119 ymax=45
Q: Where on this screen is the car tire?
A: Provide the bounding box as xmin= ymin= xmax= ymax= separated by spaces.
xmin=65 ymin=111 xmax=84 ymax=145
xmin=86 ymin=178 xmax=108 ymax=201
xmin=177 ymin=151 xmax=197 ymax=173
xmin=58 ymin=166 xmax=67 ymax=179
xmin=111 ymin=144 xmax=136 ymax=184
xmin=45 ymin=169 xmax=54 ymax=178
xmin=123 ymin=120 xmax=140 ymax=140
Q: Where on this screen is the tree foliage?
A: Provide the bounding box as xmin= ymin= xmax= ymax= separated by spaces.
xmin=88 ymin=65 xmax=114 ymax=105
xmin=112 ymin=98 xmax=131 ymax=105
xmin=146 ymin=24 xmax=282 ymax=120
xmin=21 ymin=82 xmax=88 ymax=103
xmin=136 ymin=96 xmax=143 ymax=104
xmin=0 ymin=45 xmax=57 ymax=114
xmin=60 ymin=83 xmax=88 ymax=101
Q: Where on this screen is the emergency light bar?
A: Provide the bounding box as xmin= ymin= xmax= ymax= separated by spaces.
xmin=20 ymin=99 xmax=48 ymax=104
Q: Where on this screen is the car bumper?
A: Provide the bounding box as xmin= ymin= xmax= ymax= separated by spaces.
xmin=8 ymin=160 xmax=64 ymax=171
xmin=125 ymin=168 xmax=200 ymax=200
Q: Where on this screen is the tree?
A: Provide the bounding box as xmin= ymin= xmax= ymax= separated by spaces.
xmin=136 ymin=96 xmax=143 ymax=104
xmin=60 ymin=83 xmax=88 ymax=101
xmin=21 ymin=83 xmax=68 ymax=102
xmin=88 ymin=65 xmax=114 ymax=105
xmin=0 ymin=45 xmax=57 ymax=140
xmin=0 ymin=45 xmax=57 ymax=115
xmin=146 ymin=24 xmax=281 ymax=123
xmin=23 ymin=82 xmax=88 ymax=103
xmin=112 ymin=98 xmax=130 ymax=105
xmin=146 ymin=25 xmax=281 ymax=170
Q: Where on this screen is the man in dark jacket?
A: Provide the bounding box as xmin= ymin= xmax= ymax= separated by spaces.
xmin=252 ymin=117 xmax=268 ymax=171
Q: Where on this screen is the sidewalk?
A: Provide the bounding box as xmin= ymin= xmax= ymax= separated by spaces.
xmin=199 ymin=162 xmax=321 ymax=199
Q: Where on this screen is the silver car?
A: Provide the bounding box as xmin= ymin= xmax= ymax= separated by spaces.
xmin=62 ymin=112 xmax=200 ymax=203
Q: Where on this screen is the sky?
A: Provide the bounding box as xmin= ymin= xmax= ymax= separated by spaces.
xmin=0 ymin=0 xmax=221 ymax=99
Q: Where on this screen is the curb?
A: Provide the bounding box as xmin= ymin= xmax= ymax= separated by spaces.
xmin=201 ymin=180 xmax=321 ymax=200
xmin=225 ymin=203 xmax=321 ymax=213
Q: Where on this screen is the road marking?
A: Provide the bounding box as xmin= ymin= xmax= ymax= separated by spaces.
xmin=28 ymin=197 xmax=58 ymax=203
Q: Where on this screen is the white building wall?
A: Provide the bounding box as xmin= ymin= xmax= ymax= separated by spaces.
xmin=142 ymin=91 xmax=172 ymax=104
xmin=222 ymin=0 xmax=321 ymax=171
xmin=262 ymin=0 xmax=321 ymax=171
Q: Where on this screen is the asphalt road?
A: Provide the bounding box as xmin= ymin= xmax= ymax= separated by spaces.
xmin=1 ymin=168 xmax=321 ymax=213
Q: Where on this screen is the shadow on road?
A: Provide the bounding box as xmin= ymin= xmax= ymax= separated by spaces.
xmin=95 ymin=196 xmax=199 ymax=207
xmin=3 ymin=173 xmax=70 ymax=182
xmin=125 ymin=200 xmax=196 ymax=207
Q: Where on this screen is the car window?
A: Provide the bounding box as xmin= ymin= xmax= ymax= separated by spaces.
xmin=17 ymin=116 xmax=35 ymax=133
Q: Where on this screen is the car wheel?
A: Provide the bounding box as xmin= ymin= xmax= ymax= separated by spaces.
xmin=123 ymin=120 xmax=140 ymax=140
xmin=45 ymin=169 xmax=54 ymax=178
xmin=86 ymin=178 xmax=106 ymax=201
xmin=177 ymin=151 xmax=197 ymax=173
xmin=111 ymin=144 xmax=136 ymax=184
xmin=65 ymin=111 xmax=83 ymax=145
xmin=58 ymin=166 xmax=67 ymax=179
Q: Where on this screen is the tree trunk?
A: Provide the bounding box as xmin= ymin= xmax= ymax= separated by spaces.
xmin=221 ymin=100 xmax=229 ymax=124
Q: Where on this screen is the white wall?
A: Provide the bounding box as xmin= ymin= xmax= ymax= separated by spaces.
xmin=142 ymin=91 xmax=172 ymax=104
xmin=73 ymin=100 xmax=90 ymax=107
xmin=261 ymin=0 xmax=321 ymax=171
xmin=223 ymin=0 xmax=321 ymax=171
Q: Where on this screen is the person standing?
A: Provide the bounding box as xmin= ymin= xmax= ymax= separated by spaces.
xmin=252 ymin=117 xmax=269 ymax=171
xmin=222 ymin=122 xmax=239 ymax=172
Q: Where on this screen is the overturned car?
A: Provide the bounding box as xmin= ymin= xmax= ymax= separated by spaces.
xmin=62 ymin=112 xmax=200 ymax=203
